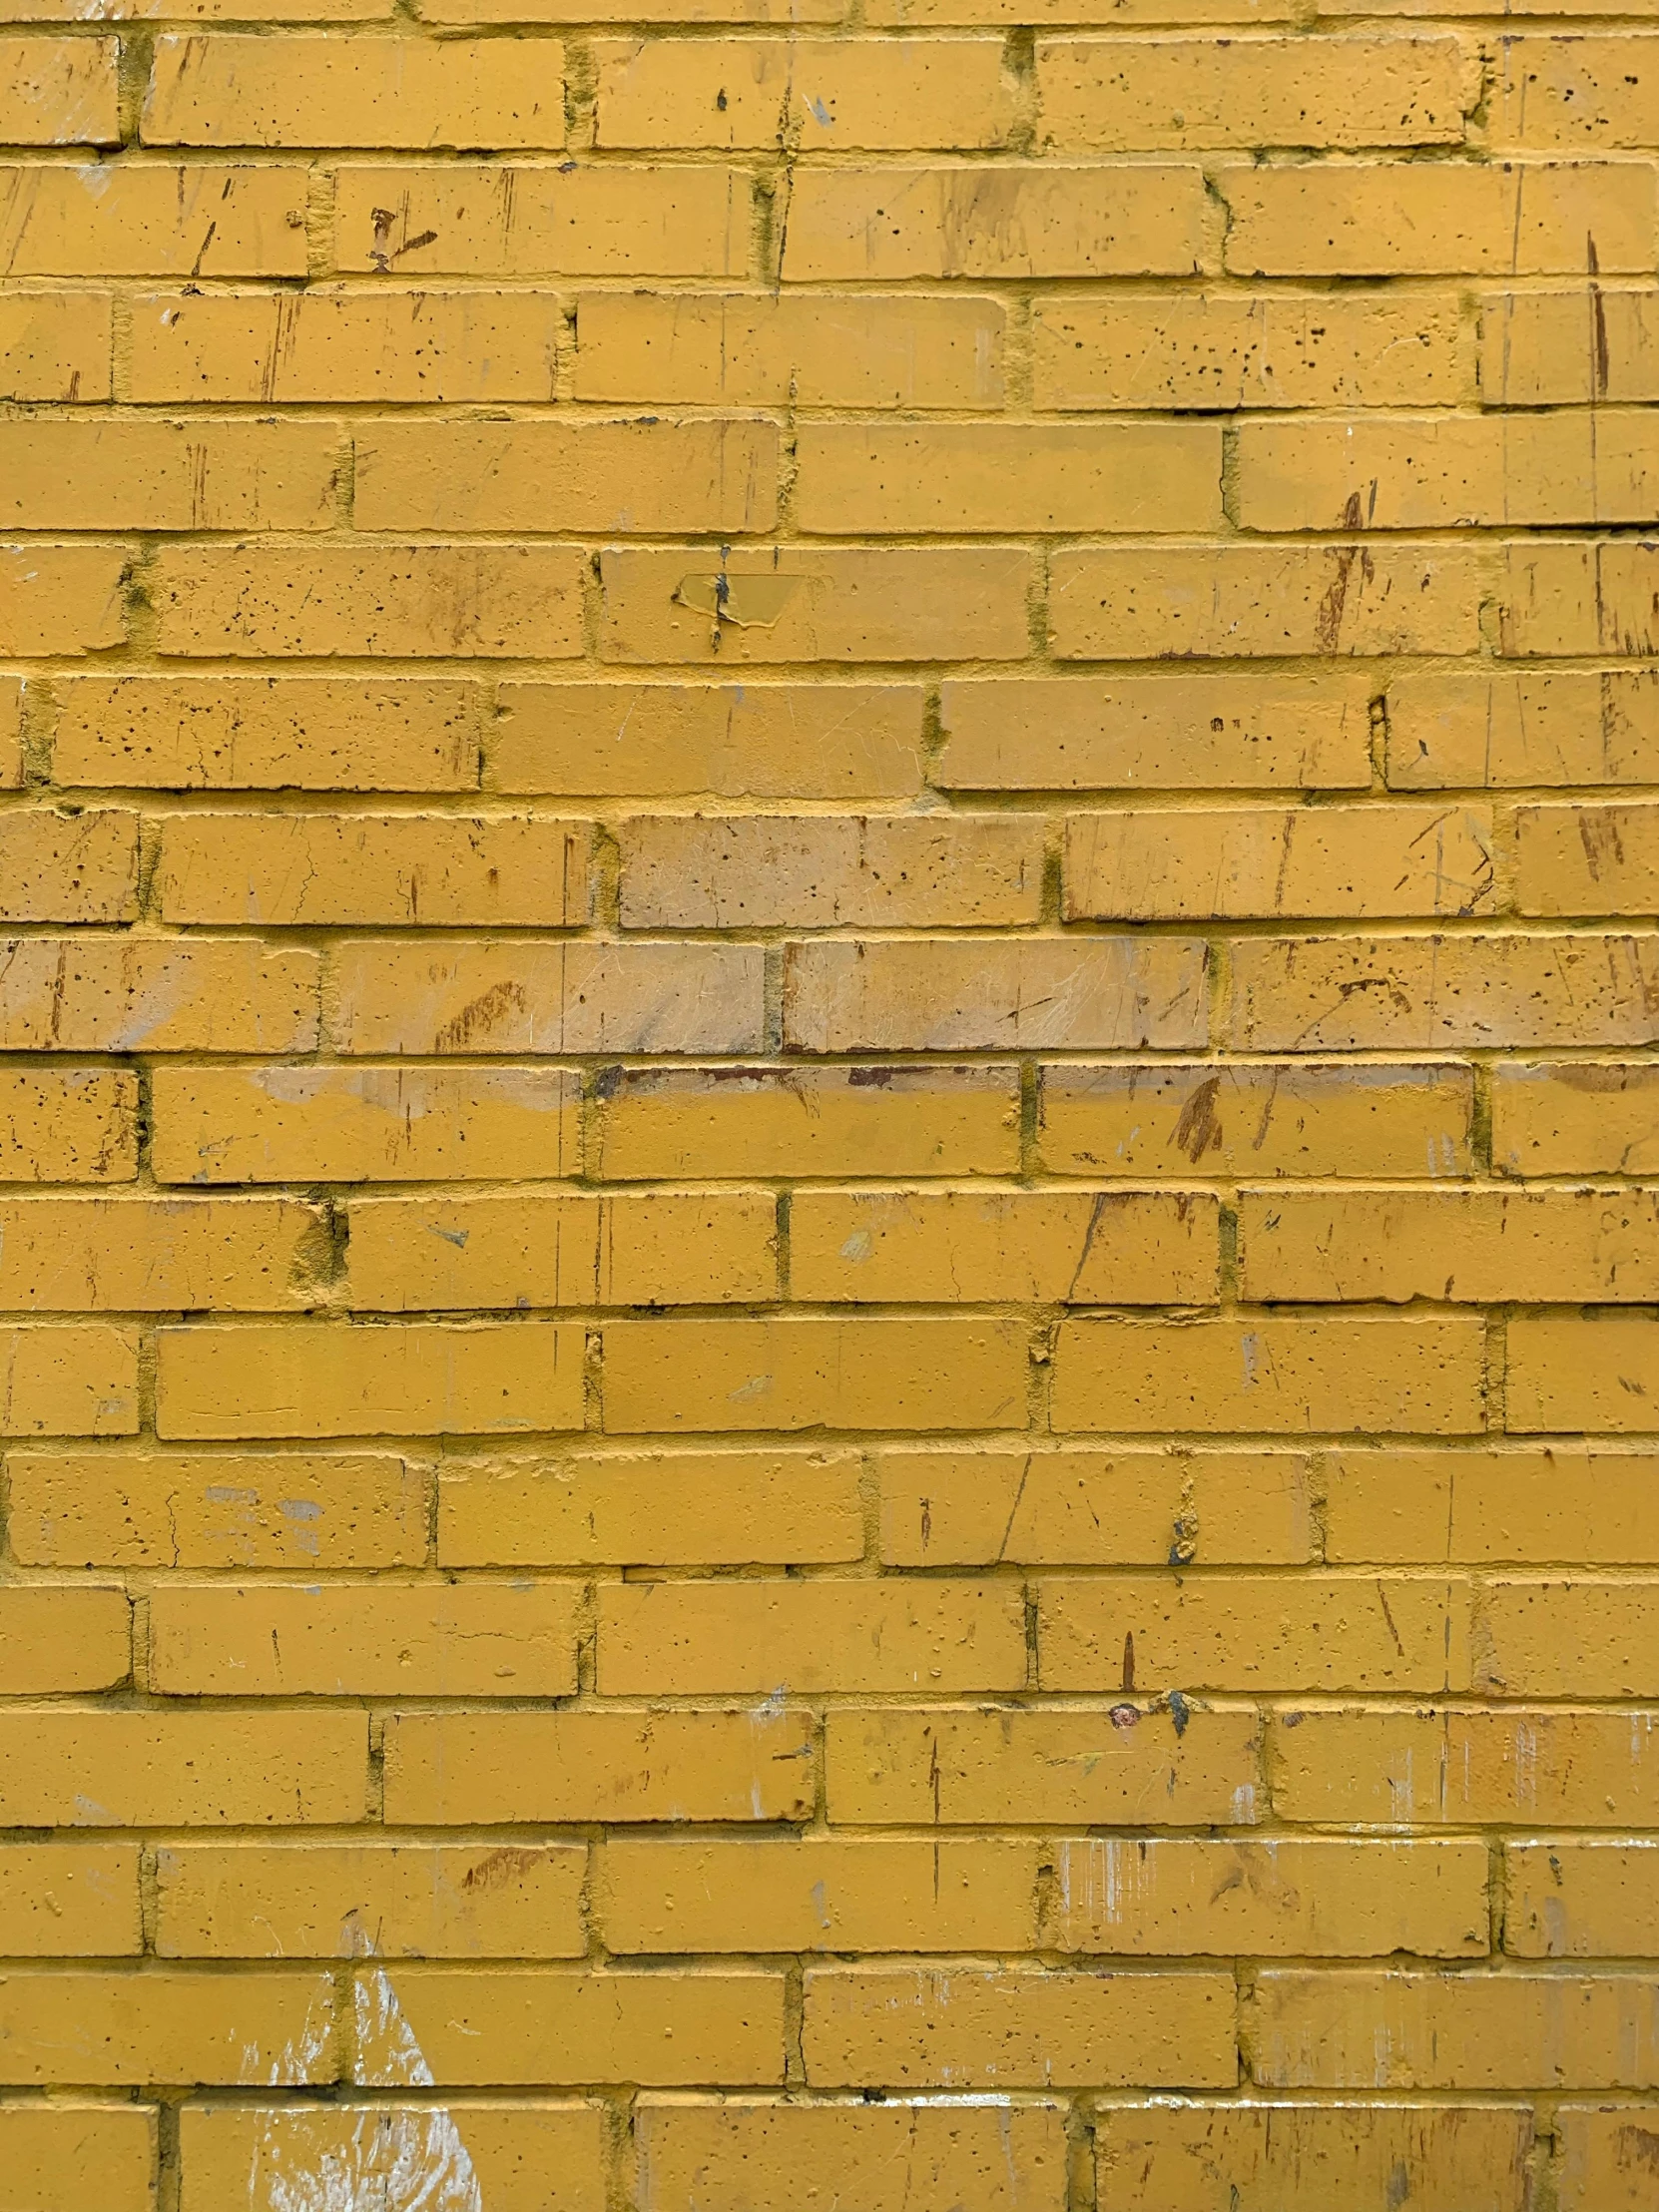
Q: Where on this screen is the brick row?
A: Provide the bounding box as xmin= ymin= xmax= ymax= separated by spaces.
xmin=12 ymin=2096 xmax=1659 ymax=2212
xmin=0 ymin=158 xmax=1651 ymax=276
xmin=16 ymin=285 xmax=1659 ymax=412
xmin=8 ymin=802 xmax=1659 ymax=927
xmin=11 ymin=412 xmax=1659 ymax=533
xmin=9 ymin=1697 xmax=1659 ymax=1833
xmin=12 ymin=1565 xmax=1659 ymax=1696
xmin=16 ymin=1440 xmax=1659 ymax=1571
xmin=14 ymin=543 xmax=1659 ymax=663
xmin=10 ymin=1185 xmax=1659 ymax=1309
xmin=0 ymin=1960 xmax=1657 ymax=2091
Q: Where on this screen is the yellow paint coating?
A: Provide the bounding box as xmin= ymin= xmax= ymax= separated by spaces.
xmin=1 ymin=8 xmax=1656 ymax=2209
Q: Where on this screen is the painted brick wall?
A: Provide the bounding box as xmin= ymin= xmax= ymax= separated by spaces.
xmin=1 ymin=4 xmax=1658 ymax=2209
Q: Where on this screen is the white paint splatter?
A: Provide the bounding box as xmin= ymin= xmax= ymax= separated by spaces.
xmin=254 ymin=1950 xmax=482 ymax=2212
xmin=256 ymin=2099 xmax=480 ymax=2212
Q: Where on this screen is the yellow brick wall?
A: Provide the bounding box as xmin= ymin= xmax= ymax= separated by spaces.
xmin=0 ymin=3 xmax=1657 ymax=2208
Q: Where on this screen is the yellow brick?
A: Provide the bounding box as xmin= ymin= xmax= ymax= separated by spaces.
xmin=867 ymin=0 xmax=1296 ymax=20
xmin=157 ymin=1321 xmax=584 ymax=1440
xmin=0 ymin=417 xmax=337 ymax=530
xmin=792 ymin=1188 xmax=1219 ymax=1305
xmin=2 ymin=0 xmax=383 ymax=13
xmin=1033 ymin=289 xmax=1467 ymax=410
xmin=878 ymin=1446 xmax=1315 ymax=1567
xmin=0 ymin=677 xmax=16 ymax=786
xmin=1560 ymin=2107 xmax=1659 ymax=2212
xmin=1494 ymin=1060 xmax=1659 ymax=1174
xmin=53 ymin=676 xmax=480 ymax=792
xmin=150 ymin=1579 xmax=580 ymax=1697
xmin=493 ymin=681 xmax=924 ymax=799
xmin=8 ymin=1447 xmax=425 ymax=1569
xmin=144 ymin=32 xmax=563 ymax=146
xmin=0 ymin=164 xmax=305 ymax=276
xmin=131 ymin=287 xmax=561 ymax=403
xmin=1271 ymin=1706 xmax=1659 ymax=1830
xmin=1496 ymin=33 xmax=1659 ymax=149
xmin=0 ymin=808 xmax=137 ymax=922
xmin=0 ymin=1708 xmax=368 ymax=1826
xmin=347 ymin=1189 xmax=777 ymax=1308
xmin=1482 ymin=287 xmax=1659 ymax=404
xmin=384 ymin=1707 xmax=815 ymax=1825
xmin=0 ymin=544 xmax=127 ymax=656
xmin=1224 ymin=160 xmax=1656 ymax=276
xmin=426 ymin=0 xmax=836 ymax=16
xmin=938 ymin=675 xmax=1374 ymax=790
xmin=1065 ymin=804 xmax=1493 ymax=921
xmin=158 ymin=812 xmax=589 ymax=926
xmin=1518 ymin=798 xmax=1659 ymax=914
xmin=0 ymin=937 xmax=316 ymax=1054
xmin=0 ymin=38 xmax=118 ymax=144
xmin=1097 ymin=2104 xmax=1532 ymax=2212
xmin=637 ymin=2099 xmax=1066 ymax=2212
xmin=803 ymin=1965 xmax=1235 ymax=2089
xmin=151 ymin=1064 xmax=577 ymax=1185
xmin=0 ymin=1970 xmax=333 ymax=2086
xmin=1039 ymin=1574 xmax=1470 ymax=1696
xmin=1050 ymin=542 xmax=1481 ymax=658
xmin=593 ymin=36 xmax=1012 ymax=149
xmin=0 ymin=1579 xmax=126 ymax=1694
xmin=0 ymin=2106 xmax=155 ymax=2212
xmin=1251 ymin=1968 xmax=1659 ymax=2089
xmin=1506 ymin=1841 xmax=1659 ymax=1958
xmin=1039 ymin=34 xmax=1469 ymax=150
xmin=1496 ymin=539 xmax=1659 ymax=657
xmin=794 ymin=421 xmax=1223 ymax=533
xmin=333 ymin=164 xmax=747 ymax=276
xmin=0 ymin=1326 xmax=138 ymax=1436
xmin=180 ymin=2103 xmax=605 ymax=2212
xmin=1242 ymin=1187 xmax=1659 ymax=1304
xmin=0 ymin=1195 xmax=325 ymax=1312
xmin=151 ymin=544 xmax=585 ymax=658
xmin=1325 ymin=1446 xmax=1659 ymax=1565
xmin=1477 ymin=1580 xmax=1659 ymax=1698
xmin=603 ymin=1837 xmax=1040 ymax=1951
xmin=572 ymin=292 xmax=1005 ymax=408
xmin=600 ymin=1316 xmax=1028 ymax=1432
xmin=355 ymin=1967 xmax=784 ymax=2086
xmin=331 ymin=940 xmax=763 ymax=1055
xmin=355 ymin=418 xmax=777 ymax=533
xmin=781 ymin=163 xmax=1206 ymax=278
xmin=156 ymin=1841 xmax=585 ymax=1958
xmin=826 ymin=1704 xmax=1262 ymax=1827
xmin=439 ymin=1448 xmax=862 ymax=1565
xmin=0 ymin=291 xmax=110 ymax=400
xmin=0 ymin=1068 xmax=138 ymax=1183
xmin=617 ymin=814 xmax=1042 ymax=928
xmin=785 ymin=939 xmax=1208 ymax=1051
xmin=1384 ymin=669 xmax=1659 ymax=790
xmin=1053 ymin=1836 xmax=1486 ymax=1957
xmin=599 ymin=546 xmax=1034 ymax=664
xmin=1239 ymin=411 xmax=1659 ymax=529
xmin=1509 ymin=1314 xmax=1659 ymax=1432
xmin=1038 ymin=1061 xmax=1473 ymax=1179
xmin=0 ymin=1842 xmax=139 ymax=1955
xmin=598 ymin=1578 xmax=1026 ymax=1695
xmin=1231 ymin=932 xmax=1659 ymax=1051
xmin=594 ymin=1064 xmax=1016 ymax=1179
xmin=1052 ymin=1315 xmax=1484 ymax=1435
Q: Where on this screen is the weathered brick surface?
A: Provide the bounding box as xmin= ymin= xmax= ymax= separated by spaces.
xmin=2 ymin=10 xmax=1650 ymax=2205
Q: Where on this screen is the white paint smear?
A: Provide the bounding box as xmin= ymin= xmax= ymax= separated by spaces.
xmin=256 ymin=1957 xmax=482 ymax=2212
